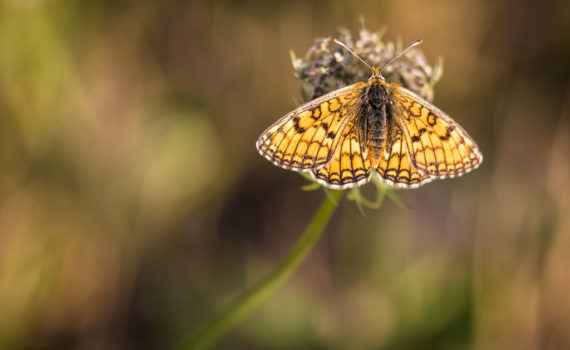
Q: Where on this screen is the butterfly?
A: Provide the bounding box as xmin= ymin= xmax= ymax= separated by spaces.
xmin=256 ymin=39 xmax=482 ymax=189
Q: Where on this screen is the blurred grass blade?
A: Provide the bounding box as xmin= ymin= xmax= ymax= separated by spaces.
xmin=176 ymin=190 xmax=344 ymax=350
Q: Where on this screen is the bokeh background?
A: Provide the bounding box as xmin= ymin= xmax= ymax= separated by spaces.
xmin=1 ymin=0 xmax=569 ymax=349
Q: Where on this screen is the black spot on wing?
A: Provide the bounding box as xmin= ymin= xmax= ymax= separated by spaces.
xmin=427 ymin=114 xmax=437 ymax=126
xmin=439 ymin=125 xmax=456 ymax=141
xmin=293 ymin=116 xmax=305 ymax=133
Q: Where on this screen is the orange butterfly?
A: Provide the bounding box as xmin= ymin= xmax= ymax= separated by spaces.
xmin=257 ymin=40 xmax=482 ymax=189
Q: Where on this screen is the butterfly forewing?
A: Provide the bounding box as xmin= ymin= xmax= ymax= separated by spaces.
xmin=256 ymin=84 xmax=364 ymax=170
xmin=391 ymin=86 xmax=483 ymax=178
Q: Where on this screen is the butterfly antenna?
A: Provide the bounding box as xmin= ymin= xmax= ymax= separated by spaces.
xmin=333 ymin=38 xmax=374 ymax=75
xmin=380 ymin=39 xmax=423 ymax=75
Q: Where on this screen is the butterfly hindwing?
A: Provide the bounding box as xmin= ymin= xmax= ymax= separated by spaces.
xmin=376 ymin=125 xmax=432 ymax=188
xmin=256 ymin=84 xmax=364 ymax=170
xmin=310 ymin=119 xmax=372 ymax=189
xmin=392 ymin=86 xmax=482 ymax=178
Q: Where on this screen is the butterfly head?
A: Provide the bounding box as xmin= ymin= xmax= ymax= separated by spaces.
xmin=369 ymin=66 xmax=384 ymax=81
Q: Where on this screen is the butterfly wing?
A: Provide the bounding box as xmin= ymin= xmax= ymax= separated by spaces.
xmin=391 ymin=86 xmax=483 ymax=178
xmin=310 ymin=118 xmax=372 ymax=189
xmin=376 ymin=124 xmax=432 ymax=188
xmin=256 ymin=83 xmax=365 ymax=170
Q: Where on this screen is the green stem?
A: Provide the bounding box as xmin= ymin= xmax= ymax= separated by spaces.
xmin=176 ymin=190 xmax=343 ymax=350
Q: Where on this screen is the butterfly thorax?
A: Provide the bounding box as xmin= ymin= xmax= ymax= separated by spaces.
xmin=359 ymin=78 xmax=393 ymax=163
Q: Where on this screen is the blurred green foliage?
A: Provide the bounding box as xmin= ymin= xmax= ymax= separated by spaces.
xmin=0 ymin=0 xmax=569 ymax=349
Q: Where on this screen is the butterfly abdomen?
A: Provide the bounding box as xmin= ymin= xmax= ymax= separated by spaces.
xmin=363 ymin=82 xmax=390 ymax=160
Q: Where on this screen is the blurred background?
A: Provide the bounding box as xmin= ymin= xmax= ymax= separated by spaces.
xmin=0 ymin=0 xmax=569 ymax=349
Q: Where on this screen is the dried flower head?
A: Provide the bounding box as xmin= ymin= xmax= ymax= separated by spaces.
xmin=290 ymin=22 xmax=443 ymax=104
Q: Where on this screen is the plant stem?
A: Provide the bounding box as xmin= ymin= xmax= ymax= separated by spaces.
xmin=176 ymin=190 xmax=344 ymax=350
